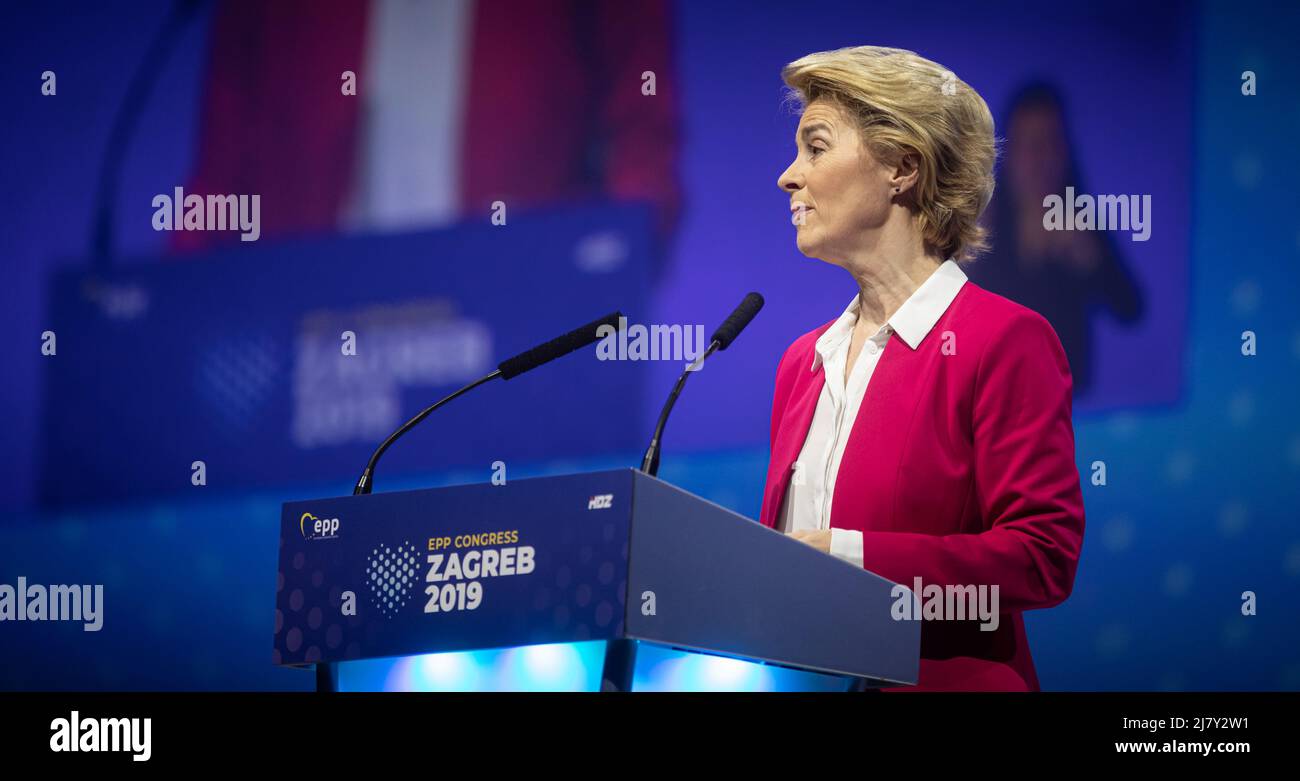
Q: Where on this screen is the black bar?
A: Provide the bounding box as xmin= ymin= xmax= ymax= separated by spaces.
xmin=599 ymin=639 xmax=639 ymax=692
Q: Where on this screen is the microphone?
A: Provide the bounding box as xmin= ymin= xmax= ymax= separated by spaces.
xmin=710 ymin=292 xmax=765 ymax=350
xmin=352 ymin=311 xmax=623 ymax=495
xmin=640 ymin=293 xmax=764 ymax=476
xmin=498 ymin=311 xmax=622 ymax=379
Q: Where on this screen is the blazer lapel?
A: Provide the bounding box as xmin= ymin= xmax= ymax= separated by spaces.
xmin=760 ymin=359 xmax=825 ymax=528
xmin=829 ymin=331 xmax=931 ymax=533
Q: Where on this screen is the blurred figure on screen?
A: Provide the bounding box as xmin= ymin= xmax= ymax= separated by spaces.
xmin=176 ymin=0 xmax=682 ymax=272
xmin=966 ymin=82 xmax=1144 ymax=397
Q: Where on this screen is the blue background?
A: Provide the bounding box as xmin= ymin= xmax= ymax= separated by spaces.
xmin=1 ymin=0 xmax=1298 ymax=690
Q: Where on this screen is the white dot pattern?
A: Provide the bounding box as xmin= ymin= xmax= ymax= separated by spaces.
xmin=366 ymin=541 xmax=419 ymax=617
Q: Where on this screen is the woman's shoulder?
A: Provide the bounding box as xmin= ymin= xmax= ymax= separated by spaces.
xmin=954 ymin=281 xmax=1066 ymax=352
xmin=955 ymin=282 xmax=1071 ymax=380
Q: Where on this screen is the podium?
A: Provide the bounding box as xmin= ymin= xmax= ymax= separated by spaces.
xmin=274 ymin=469 xmax=919 ymax=691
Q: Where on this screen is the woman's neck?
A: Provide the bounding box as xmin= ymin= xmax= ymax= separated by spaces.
xmin=842 ymin=235 xmax=945 ymax=331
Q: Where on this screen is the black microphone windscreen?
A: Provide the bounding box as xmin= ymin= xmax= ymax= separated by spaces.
xmin=497 ymin=311 xmax=623 ymax=380
xmin=710 ymin=293 xmax=764 ymax=350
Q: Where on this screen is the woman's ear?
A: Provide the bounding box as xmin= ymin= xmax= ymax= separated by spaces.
xmin=890 ymin=150 xmax=922 ymax=195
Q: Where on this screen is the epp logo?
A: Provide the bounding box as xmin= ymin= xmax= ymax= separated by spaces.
xmin=300 ymin=512 xmax=340 ymax=540
xmin=587 ymin=494 xmax=613 ymax=510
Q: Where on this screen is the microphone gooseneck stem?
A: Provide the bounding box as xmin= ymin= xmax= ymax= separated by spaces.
xmin=350 ymin=309 xmax=622 ymax=497
xmin=353 ymin=369 xmax=502 ymax=495
xmin=640 ymin=340 xmax=719 ymax=477
xmin=92 ymin=0 xmax=202 ymax=272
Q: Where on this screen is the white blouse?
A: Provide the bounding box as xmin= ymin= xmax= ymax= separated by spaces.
xmin=778 ymin=259 xmax=969 ymax=567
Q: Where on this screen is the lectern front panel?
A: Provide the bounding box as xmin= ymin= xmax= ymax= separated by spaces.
xmin=274 ymin=470 xmax=634 ymax=666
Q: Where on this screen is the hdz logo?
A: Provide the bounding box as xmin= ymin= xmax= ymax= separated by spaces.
xmin=587 ymin=494 xmax=613 ymax=510
xmin=299 ymin=512 xmax=340 ymax=540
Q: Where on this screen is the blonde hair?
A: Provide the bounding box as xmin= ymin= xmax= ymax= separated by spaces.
xmin=781 ymin=46 xmax=997 ymax=261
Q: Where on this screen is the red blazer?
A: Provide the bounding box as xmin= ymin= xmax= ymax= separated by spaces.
xmin=760 ymin=280 xmax=1085 ymax=691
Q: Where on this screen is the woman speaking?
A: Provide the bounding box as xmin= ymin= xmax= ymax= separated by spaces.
xmin=763 ymin=46 xmax=1086 ymax=691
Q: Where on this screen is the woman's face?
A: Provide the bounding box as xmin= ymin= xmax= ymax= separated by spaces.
xmin=777 ymin=99 xmax=897 ymax=264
